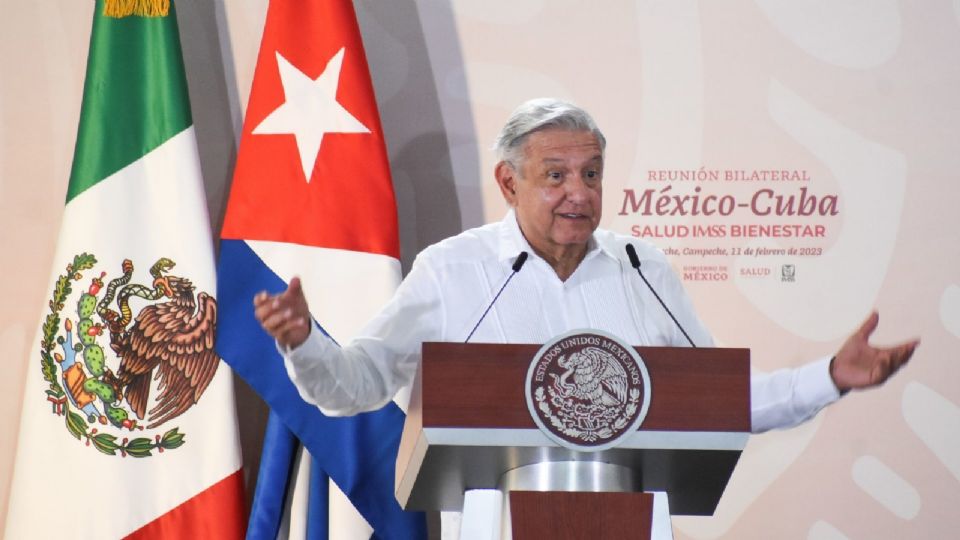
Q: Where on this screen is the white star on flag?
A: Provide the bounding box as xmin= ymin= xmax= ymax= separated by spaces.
xmin=253 ymin=47 xmax=370 ymax=183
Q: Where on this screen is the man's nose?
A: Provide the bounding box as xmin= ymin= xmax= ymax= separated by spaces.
xmin=565 ymin=175 xmax=592 ymax=202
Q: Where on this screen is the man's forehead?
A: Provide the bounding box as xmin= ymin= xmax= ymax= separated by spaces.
xmin=522 ymin=129 xmax=603 ymax=160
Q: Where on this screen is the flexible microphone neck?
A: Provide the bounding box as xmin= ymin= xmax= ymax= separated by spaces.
xmin=465 ymin=251 xmax=528 ymax=343
xmin=625 ymin=244 xmax=697 ymax=348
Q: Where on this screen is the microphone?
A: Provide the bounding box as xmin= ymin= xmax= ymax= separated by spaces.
xmin=465 ymin=251 xmax=529 ymax=342
xmin=625 ymin=244 xmax=697 ymax=347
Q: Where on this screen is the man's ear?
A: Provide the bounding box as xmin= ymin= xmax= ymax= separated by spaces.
xmin=495 ymin=160 xmax=518 ymax=206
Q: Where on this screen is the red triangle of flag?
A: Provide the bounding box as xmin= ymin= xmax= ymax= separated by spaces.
xmin=221 ymin=0 xmax=399 ymax=259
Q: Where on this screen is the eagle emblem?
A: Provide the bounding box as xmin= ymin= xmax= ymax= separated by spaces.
xmin=38 ymin=253 xmax=220 ymax=457
xmin=525 ymin=330 xmax=651 ymax=452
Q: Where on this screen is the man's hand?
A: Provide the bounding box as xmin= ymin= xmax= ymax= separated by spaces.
xmin=253 ymin=277 xmax=312 ymax=350
xmin=831 ymin=311 xmax=919 ymax=392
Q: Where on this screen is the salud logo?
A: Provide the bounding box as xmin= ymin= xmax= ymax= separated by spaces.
xmin=38 ymin=253 xmax=221 ymax=457
xmin=525 ymin=330 xmax=651 ymax=452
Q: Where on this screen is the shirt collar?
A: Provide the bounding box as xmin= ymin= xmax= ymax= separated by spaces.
xmin=497 ymin=209 xmax=618 ymax=265
xmin=589 ymin=227 xmax=625 ymax=263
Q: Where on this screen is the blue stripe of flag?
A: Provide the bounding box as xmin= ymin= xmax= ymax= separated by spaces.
xmin=246 ymin=412 xmax=331 ymax=539
xmin=247 ymin=412 xmax=299 ymax=539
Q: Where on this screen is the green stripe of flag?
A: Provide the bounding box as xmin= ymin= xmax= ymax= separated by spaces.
xmin=67 ymin=0 xmax=191 ymax=202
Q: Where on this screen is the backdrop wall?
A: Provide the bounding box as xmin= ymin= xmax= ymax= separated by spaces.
xmin=2 ymin=1 xmax=958 ymax=538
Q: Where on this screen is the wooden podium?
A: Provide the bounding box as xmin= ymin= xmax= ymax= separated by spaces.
xmin=395 ymin=342 xmax=750 ymax=539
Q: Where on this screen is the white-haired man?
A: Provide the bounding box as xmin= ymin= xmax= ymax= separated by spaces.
xmin=255 ymin=98 xmax=918 ymax=538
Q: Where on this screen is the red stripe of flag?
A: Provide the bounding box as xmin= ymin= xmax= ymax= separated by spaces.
xmin=124 ymin=470 xmax=246 ymax=540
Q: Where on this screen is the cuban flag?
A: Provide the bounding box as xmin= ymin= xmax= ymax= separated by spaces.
xmin=215 ymin=0 xmax=425 ymax=538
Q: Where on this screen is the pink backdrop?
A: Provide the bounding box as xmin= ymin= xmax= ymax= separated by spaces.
xmin=2 ymin=1 xmax=957 ymax=538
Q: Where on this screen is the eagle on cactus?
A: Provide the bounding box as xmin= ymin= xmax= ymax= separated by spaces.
xmin=98 ymin=258 xmax=220 ymax=429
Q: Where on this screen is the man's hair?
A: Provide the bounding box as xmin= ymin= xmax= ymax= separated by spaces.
xmin=493 ymin=98 xmax=606 ymax=168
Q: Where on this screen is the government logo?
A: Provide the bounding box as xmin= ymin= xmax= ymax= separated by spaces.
xmin=525 ymin=330 xmax=651 ymax=452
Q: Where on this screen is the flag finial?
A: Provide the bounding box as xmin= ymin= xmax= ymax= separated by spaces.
xmin=104 ymin=0 xmax=170 ymax=18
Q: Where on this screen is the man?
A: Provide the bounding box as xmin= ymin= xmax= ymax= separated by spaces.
xmin=255 ymin=98 xmax=918 ymax=535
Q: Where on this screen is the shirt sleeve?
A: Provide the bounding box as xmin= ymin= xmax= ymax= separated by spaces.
xmin=750 ymin=356 xmax=842 ymax=433
xmin=281 ymin=254 xmax=445 ymax=416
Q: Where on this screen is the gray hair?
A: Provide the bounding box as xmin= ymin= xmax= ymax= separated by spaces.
xmin=493 ymin=98 xmax=606 ymax=167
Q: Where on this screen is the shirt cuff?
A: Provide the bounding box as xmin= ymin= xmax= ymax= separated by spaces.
xmin=277 ymin=322 xmax=332 ymax=404
xmin=795 ymin=355 xmax=843 ymax=411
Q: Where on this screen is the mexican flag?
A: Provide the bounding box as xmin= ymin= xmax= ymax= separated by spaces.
xmin=4 ymin=1 xmax=245 ymax=538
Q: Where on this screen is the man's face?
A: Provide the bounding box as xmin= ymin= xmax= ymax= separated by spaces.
xmin=496 ymin=128 xmax=604 ymax=259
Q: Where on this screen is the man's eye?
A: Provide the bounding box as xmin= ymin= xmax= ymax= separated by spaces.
xmin=547 ymin=172 xmax=563 ymax=180
xmin=585 ymin=170 xmax=601 ymax=180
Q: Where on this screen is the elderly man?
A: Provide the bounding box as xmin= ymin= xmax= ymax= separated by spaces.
xmin=255 ymin=98 xmax=918 ymax=537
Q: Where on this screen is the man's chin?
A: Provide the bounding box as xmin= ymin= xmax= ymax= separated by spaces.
xmin=552 ymin=230 xmax=594 ymax=247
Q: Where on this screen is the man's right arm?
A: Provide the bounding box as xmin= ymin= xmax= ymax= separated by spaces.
xmin=254 ymin=258 xmax=445 ymax=416
xmin=280 ymin=325 xmax=394 ymax=416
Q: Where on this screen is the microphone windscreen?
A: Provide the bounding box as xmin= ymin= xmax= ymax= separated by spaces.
xmin=625 ymin=244 xmax=641 ymax=269
xmin=512 ymin=251 xmax=529 ymax=272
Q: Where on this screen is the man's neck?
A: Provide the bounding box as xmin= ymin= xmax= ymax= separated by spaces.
xmin=532 ymin=244 xmax=587 ymax=282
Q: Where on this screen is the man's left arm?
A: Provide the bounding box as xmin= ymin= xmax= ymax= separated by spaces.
xmin=751 ymin=311 xmax=919 ymax=433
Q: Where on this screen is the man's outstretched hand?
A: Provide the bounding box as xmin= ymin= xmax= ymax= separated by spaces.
xmin=253 ymin=276 xmax=312 ymax=350
xmin=831 ymin=311 xmax=919 ymax=392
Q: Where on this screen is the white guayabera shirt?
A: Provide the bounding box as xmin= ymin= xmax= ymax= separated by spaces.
xmin=283 ymin=210 xmax=840 ymax=538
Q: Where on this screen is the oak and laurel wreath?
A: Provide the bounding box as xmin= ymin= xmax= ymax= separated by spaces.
xmin=39 ymin=253 xmax=185 ymax=457
xmin=535 ymin=386 xmax=641 ymax=442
